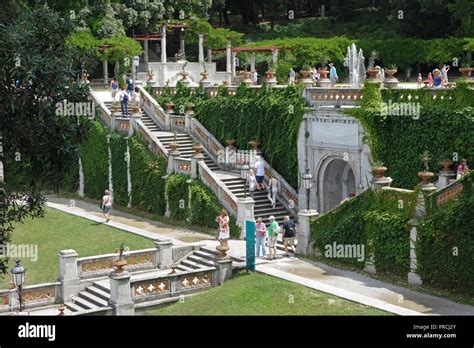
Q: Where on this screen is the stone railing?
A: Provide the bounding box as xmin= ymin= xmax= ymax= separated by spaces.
xmin=175 ymin=157 xmax=192 ymax=175
xmin=90 ymin=90 xmax=113 ymax=128
xmin=190 ymin=118 xmax=225 ymax=165
xmin=198 ymin=161 xmax=239 ymax=216
xmin=77 ymin=248 xmax=157 ymax=279
xmin=306 ymin=87 xmax=364 ymax=106
xmin=169 ymin=114 xmax=186 ymax=131
xmin=0 ymin=282 xmax=61 ymax=313
xmin=135 ymin=119 xmax=168 ymax=158
xmin=137 ymin=85 xmax=167 ymax=129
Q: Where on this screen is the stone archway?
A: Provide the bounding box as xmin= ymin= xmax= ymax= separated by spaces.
xmin=319 ymin=158 xmax=356 ymax=212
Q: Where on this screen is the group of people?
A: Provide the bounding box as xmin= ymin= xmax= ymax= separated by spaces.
xmin=418 ymin=64 xmax=451 ymax=88
xmin=288 ymin=63 xmax=338 ymax=86
xmin=110 ymin=75 xmax=141 ymax=117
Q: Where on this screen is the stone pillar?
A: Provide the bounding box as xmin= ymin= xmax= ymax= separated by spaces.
xmin=103 ymin=59 xmax=108 ymax=83
xmin=161 ymin=25 xmax=167 ymax=85
xmin=296 ymin=210 xmax=319 ymax=255
xmin=179 ymin=30 xmax=185 ymax=56
xmin=214 ymin=258 xmax=233 ymax=285
xmin=272 ymin=49 xmax=278 ymax=66
xmin=167 ymin=146 xmax=180 ymax=174
xmin=109 ymin=270 xmax=134 ymax=315
xmin=237 ymin=197 xmax=255 ymax=240
xmin=143 ymin=40 xmax=149 ymax=72
xmin=250 ymin=54 xmax=256 ymax=72
xmin=191 ymin=152 xmax=204 ymax=179
xmin=408 ymin=226 xmax=422 ymax=285
xmin=437 ymin=170 xmax=455 ymax=189
xmin=58 ymin=249 xmax=81 ymax=302
xmin=226 ymin=39 xmax=232 ymax=85
xmin=198 ymin=33 xmax=204 ymax=63
xmin=155 ymin=238 xmax=173 ymax=269
xmin=207 ymin=48 xmax=212 ymax=63
xmin=231 ymin=52 xmax=237 ymax=77
xmin=131 ymin=57 xmax=136 ymax=84
xmin=364 ymin=242 xmax=376 ymax=274
xmin=169 ymin=275 xmax=180 ymax=297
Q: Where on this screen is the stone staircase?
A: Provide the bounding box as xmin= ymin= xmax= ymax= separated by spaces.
xmin=65 ymin=282 xmax=111 ymax=314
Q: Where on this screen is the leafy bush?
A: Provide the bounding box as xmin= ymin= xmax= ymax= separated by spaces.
xmin=165 ymin=174 xmax=189 ymax=220
xmin=110 ymin=133 xmax=128 ymax=206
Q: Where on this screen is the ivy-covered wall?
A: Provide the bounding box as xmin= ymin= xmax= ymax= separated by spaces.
xmin=417 ymin=173 xmax=474 ymax=295
xmin=354 ymin=81 xmax=474 ymax=189
xmin=311 ymin=188 xmax=417 ymax=275
xmin=156 ymin=83 xmax=307 ymax=189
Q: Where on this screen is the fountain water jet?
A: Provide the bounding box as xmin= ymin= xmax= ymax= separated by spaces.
xmin=344 ymin=43 xmax=366 ymax=87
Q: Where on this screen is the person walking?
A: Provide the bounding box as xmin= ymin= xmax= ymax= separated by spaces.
xmin=266 ymin=215 xmax=279 ymax=260
xmin=247 ymin=169 xmax=257 ymax=197
xmin=126 ymin=75 xmax=134 ymax=96
xmin=282 ymin=216 xmax=296 ymax=257
xmin=110 ymin=77 xmax=119 ymax=100
xmin=456 ymin=159 xmax=469 ymax=180
xmin=329 ymin=63 xmax=338 ymax=86
xmin=254 ymin=155 xmax=265 ymax=191
xmin=101 ymin=190 xmax=113 ymax=223
xmin=215 ymin=209 xmax=230 ymax=247
xmin=119 ymin=87 xmax=129 ymax=117
xmin=288 ymin=68 xmax=296 ymax=85
xmin=267 ymin=174 xmax=279 ymax=208
xmin=255 ymin=217 xmax=267 ymax=258
xmin=417 ymin=73 xmax=423 ymax=88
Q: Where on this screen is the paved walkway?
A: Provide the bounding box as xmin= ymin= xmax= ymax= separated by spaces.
xmin=44 ymin=195 xmax=474 ymax=316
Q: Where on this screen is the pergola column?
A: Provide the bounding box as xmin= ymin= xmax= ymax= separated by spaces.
xmin=226 ymin=39 xmax=232 ymax=84
xmin=161 ymin=25 xmax=167 ymax=85
xmin=272 ymin=49 xmax=278 ymax=66
xmin=198 ymin=33 xmax=204 ymax=63
xmin=207 ymin=48 xmax=212 ymax=63
xmin=143 ymin=40 xmax=149 ymax=72
xmin=250 ymin=54 xmax=256 ymax=72
xmin=179 ymin=29 xmax=185 ymax=55
xmin=103 ymin=59 xmax=108 ymax=83
xmin=231 ymin=52 xmax=237 ymax=76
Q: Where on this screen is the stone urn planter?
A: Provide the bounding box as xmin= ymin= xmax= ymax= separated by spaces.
xmin=131 ymin=102 xmax=141 ymax=117
xmin=418 ymin=171 xmax=435 ymax=186
xmin=185 ymin=102 xmax=195 ymax=114
xmin=319 ymin=69 xmax=329 ymax=79
xmin=169 ymin=142 xmax=179 ymax=152
xmin=439 ymin=159 xmax=453 ymax=172
xmin=147 ymin=71 xmax=155 ymax=82
xmin=372 ymin=166 xmax=387 ymax=178
xmin=200 ymin=71 xmax=209 ymax=80
xmin=165 ymin=102 xmax=175 ymax=114
xmin=367 ymin=68 xmax=380 ymax=80
xmin=226 ymin=139 xmax=237 ymax=149
xmin=112 ymin=259 xmax=128 ymax=273
xmin=385 ymin=69 xmax=397 ymax=78
xmin=192 ymin=143 xmax=203 ymax=155
xmin=265 ymin=70 xmax=276 ymax=80
xmin=248 ymin=140 xmax=261 ymax=151
xmin=300 ymin=70 xmax=311 ymax=79
xmin=179 ymin=71 xmax=189 ymax=80
xmin=240 ymin=70 xmax=251 ymax=80
xmin=459 ymin=67 xmax=472 ymax=77
xmin=216 ymin=244 xmax=230 ymax=258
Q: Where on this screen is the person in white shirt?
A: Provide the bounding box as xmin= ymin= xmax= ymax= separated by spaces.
xmin=247 ymin=169 xmax=257 ymax=196
xmin=101 ymin=190 xmax=113 ymax=223
xmin=254 ymin=156 xmax=265 ymax=191
xmin=267 ymin=175 xmax=279 ymax=208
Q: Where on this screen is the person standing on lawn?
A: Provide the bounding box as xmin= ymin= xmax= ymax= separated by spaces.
xmin=266 ymin=215 xmax=279 ymax=260
xmin=282 ymin=216 xmax=296 ymax=257
xmin=216 ymin=209 xmax=230 ymax=247
xmin=101 ymin=190 xmax=113 ymax=223
xmin=255 ymin=217 xmax=267 ymax=258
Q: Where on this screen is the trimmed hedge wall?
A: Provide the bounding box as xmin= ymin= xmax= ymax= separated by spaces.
xmin=110 ymin=133 xmax=128 ymax=206
xmin=417 ymin=173 xmax=474 ymax=295
xmin=311 ymin=188 xmax=417 ymax=274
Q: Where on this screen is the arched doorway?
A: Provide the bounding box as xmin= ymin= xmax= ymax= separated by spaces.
xmin=319 ymin=158 xmax=356 ymax=212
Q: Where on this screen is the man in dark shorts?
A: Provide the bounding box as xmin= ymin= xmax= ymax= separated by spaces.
xmin=254 ymin=155 xmax=265 ymax=191
xmin=282 ymin=216 xmax=296 ymax=257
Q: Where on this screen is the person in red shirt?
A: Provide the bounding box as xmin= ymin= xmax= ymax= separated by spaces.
xmin=255 ymin=217 xmax=267 ymax=258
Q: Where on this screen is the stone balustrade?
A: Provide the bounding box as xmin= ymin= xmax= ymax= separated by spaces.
xmin=0 ymin=282 xmax=61 ymax=313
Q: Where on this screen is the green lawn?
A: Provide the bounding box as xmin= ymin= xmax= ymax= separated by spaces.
xmin=144 ymin=272 xmax=390 ymax=316
xmin=0 ymin=208 xmax=154 ymax=289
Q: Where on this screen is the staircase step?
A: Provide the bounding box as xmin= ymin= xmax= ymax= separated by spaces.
xmin=79 ymin=291 xmax=109 ymax=307
xmin=181 ymin=259 xmax=203 ymax=270
xmin=193 ymin=250 xmax=217 ymax=261
xmin=187 ymin=255 xmax=215 ymax=267
xmin=93 ymin=281 xmax=110 ymax=294
xmin=71 ymin=296 xmax=99 ymax=310
xmin=176 ymin=265 xmax=195 ymax=272
xmin=65 ymin=301 xmax=83 ymax=312
xmin=85 ymin=286 xmax=110 ymax=302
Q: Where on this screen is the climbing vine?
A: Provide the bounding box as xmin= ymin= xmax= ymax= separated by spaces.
xmin=110 ymin=133 xmax=128 ymax=206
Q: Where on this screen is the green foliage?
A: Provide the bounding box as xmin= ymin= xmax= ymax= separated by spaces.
xmin=110 ymin=134 xmax=128 ymax=206
xmin=355 ymin=83 xmax=474 ymax=189
xmin=79 ymin=121 xmax=109 ymax=199
xmin=157 ymin=83 xmax=306 ymax=189
xmin=417 ymin=173 xmax=474 ymax=295
xmin=165 ymin=174 xmax=189 ymax=220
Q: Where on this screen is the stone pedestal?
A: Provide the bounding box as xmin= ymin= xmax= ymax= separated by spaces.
xmin=109 ymin=270 xmax=134 ymax=315
xmin=191 ymin=153 xmax=204 ymax=179
xmin=237 ymin=197 xmax=255 ymax=240
xmin=200 ymin=79 xmax=211 ymax=88
xmin=317 ymin=78 xmax=331 ymax=87
xmin=214 ymin=258 xmax=233 ymax=285
xmin=167 ymin=147 xmax=180 ymax=174
xmin=155 ymin=238 xmax=173 ymax=269
xmin=384 ymin=77 xmax=399 ymax=88
xmin=296 ymin=210 xmax=319 ymax=256
xmin=58 ymin=249 xmax=81 ymax=302
xmin=437 ymin=171 xmax=455 ymax=189
xmin=302 ymin=79 xmax=313 ymax=89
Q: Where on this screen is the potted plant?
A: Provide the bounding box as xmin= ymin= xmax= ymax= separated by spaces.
xmin=371 ymin=160 xmax=387 ymax=178
xmin=366 ymin=51 xmax=380 ymax=79
xmin=112 ymin=243 xmax=129 ymax=273
xmin=300 ymin=64 xmax=312 ymax=79
xmin=169 ymin=132 xmax=179 ymax=151
xmin=165 ymin=102 xmax=175 ymax=113
xmin=185 ymin=102 xmax=195 ymax=113
xmin=265 ymin=63 xmax=276 ymax=80
xmin=459 ymin=63 xmax=472 ymax=77
xmin=147 ymin=69 xmax=155 ymax=81
xmin=200 ymin=70 xmax=209 ymax=80
xmin=248 ymin=140 xmax=261 ymax=151
xmin=239 ymin=68 xmax=251 ymax=80
xmin=440 ymin=158 xmax=453 ymax=172
xmin=385 ymin=64 xmax=398 ymax=78
xmin=192 ymin=141 xmax=203 ymax=154
xmin=226 ymin=139 xmax=237 ymax=149
xmin=418 ymin=150 xmax=435 ymax=185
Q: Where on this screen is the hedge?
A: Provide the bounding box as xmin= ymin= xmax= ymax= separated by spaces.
xmin=110 ymin=133 xmax=128 ymax=206
xmin=417 ymin=172 xmax=474 ymax=295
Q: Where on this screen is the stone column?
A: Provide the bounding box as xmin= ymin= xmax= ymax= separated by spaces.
xmin=408 ymin=226 xmax=422 ymax=285
xmin=161 ymin=25 xmax=167 ymax=85
xmin=131 ymin=57 xmax=136 ymax=84
xmin=167 ymin=146 xmax=180 ymax=174
xmin=237 ymin=197 xmax=255 ymax=240
xmin=58 ymin=249 xmax=81 ymax=302
xmin=437 ymin=170 xmax=455 ymax=189
xmin=214 ymin=258 xmax=233 ymax=285
xmin=191 ymin=151 xmax=204 ymax=179
xmin=272 ymin=49 xmax=278 ymax=66
xmin=103 ymin=59 xmax=108 ymax=83
xmin=226 ymin=39 xmax=232 ymax=85
xmin=231 ymin=52 xmax=237 ymax=77
xmin=207 ymin=48 xmax=212 ymax=63
xmin=198 ymin=34 xmax=204 ymax=63
xmin=179 ymin=29 xmax=185 ymax=56
xmin=155 ymin=238 xmax=173 ymax=269
xmin=250 ymin=54 xmax=256 ymax=72
xmin=143 ymin=40 xmax=149 ymax=72
xmin=109 ymin=270 xmax=134 ymax=315
xmin=296 ymin=210 xmax=319 ymax=255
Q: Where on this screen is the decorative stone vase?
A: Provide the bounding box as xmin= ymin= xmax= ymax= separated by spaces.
xmin=367 ymin=68 xmax=379 ymax=80
xmin=372 ymin=166 xmax=387 ymax=178
xmin=169 ymin=142 xmax=179 ymax=152
xmin=165 ymin=102 xmax=175 ymax=114
xmin=192 ymin=143 xmax=203 ymax=155
xmin=216 ymin=244 xmax=230 ymax=258
xmin=418 ymin=171 xmax=435 ymax=186
xmin=248 ymin=140 xmax=261 ymax=151
xmin=147 ymin=72 xmax=155 ymax=82
xmin=226 ymin=139 xmax=237 ymax=149
xmin=179 ymin=71 xmax=189 ymax=80
xmin=240 ymin=70 xmax=251 ymax=80
xmin=200 ymin=71 xmax=209 ymax=80
xmin=265 ymin=70 xmax=275 ymax=80
xmin=131 ymin=103 xmax=140 ymax=118
xmin=319 ymin=69 xmax=329 ymax=79
xmin=185 ymin=103 xmax=195 ymax=114
xmin=385 ymin=69 xmax=397 ymax=78
xmin=300 ymin=70 xmax=311 ymax=79
xmin=459 ymin=67 xmax=472 ymax=77
xmin=440 ymin=159 xmax=453 ymax=172
xmin=112 ymin=259 xmax=128 ymax=273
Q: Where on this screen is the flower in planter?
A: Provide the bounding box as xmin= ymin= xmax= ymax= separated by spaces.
xmin=420 ymin=150 xmax=432 ymax=172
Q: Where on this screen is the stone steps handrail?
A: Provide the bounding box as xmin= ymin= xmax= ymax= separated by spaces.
xmin=0 ymin=282 xmax=60 ymax=312
xmin=137 ymin=85 xmax=167 ymax=129
xmin=90 ymin=90 xmax=113 ymax=128
xmin=191 ymin=117 xmax=225 ymax=165
xmin=135 ymin=119 xmax=169 ymax=158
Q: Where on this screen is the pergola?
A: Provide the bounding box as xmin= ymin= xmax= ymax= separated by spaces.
xmin=213 ymin=45 xmax=282 ymax=75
